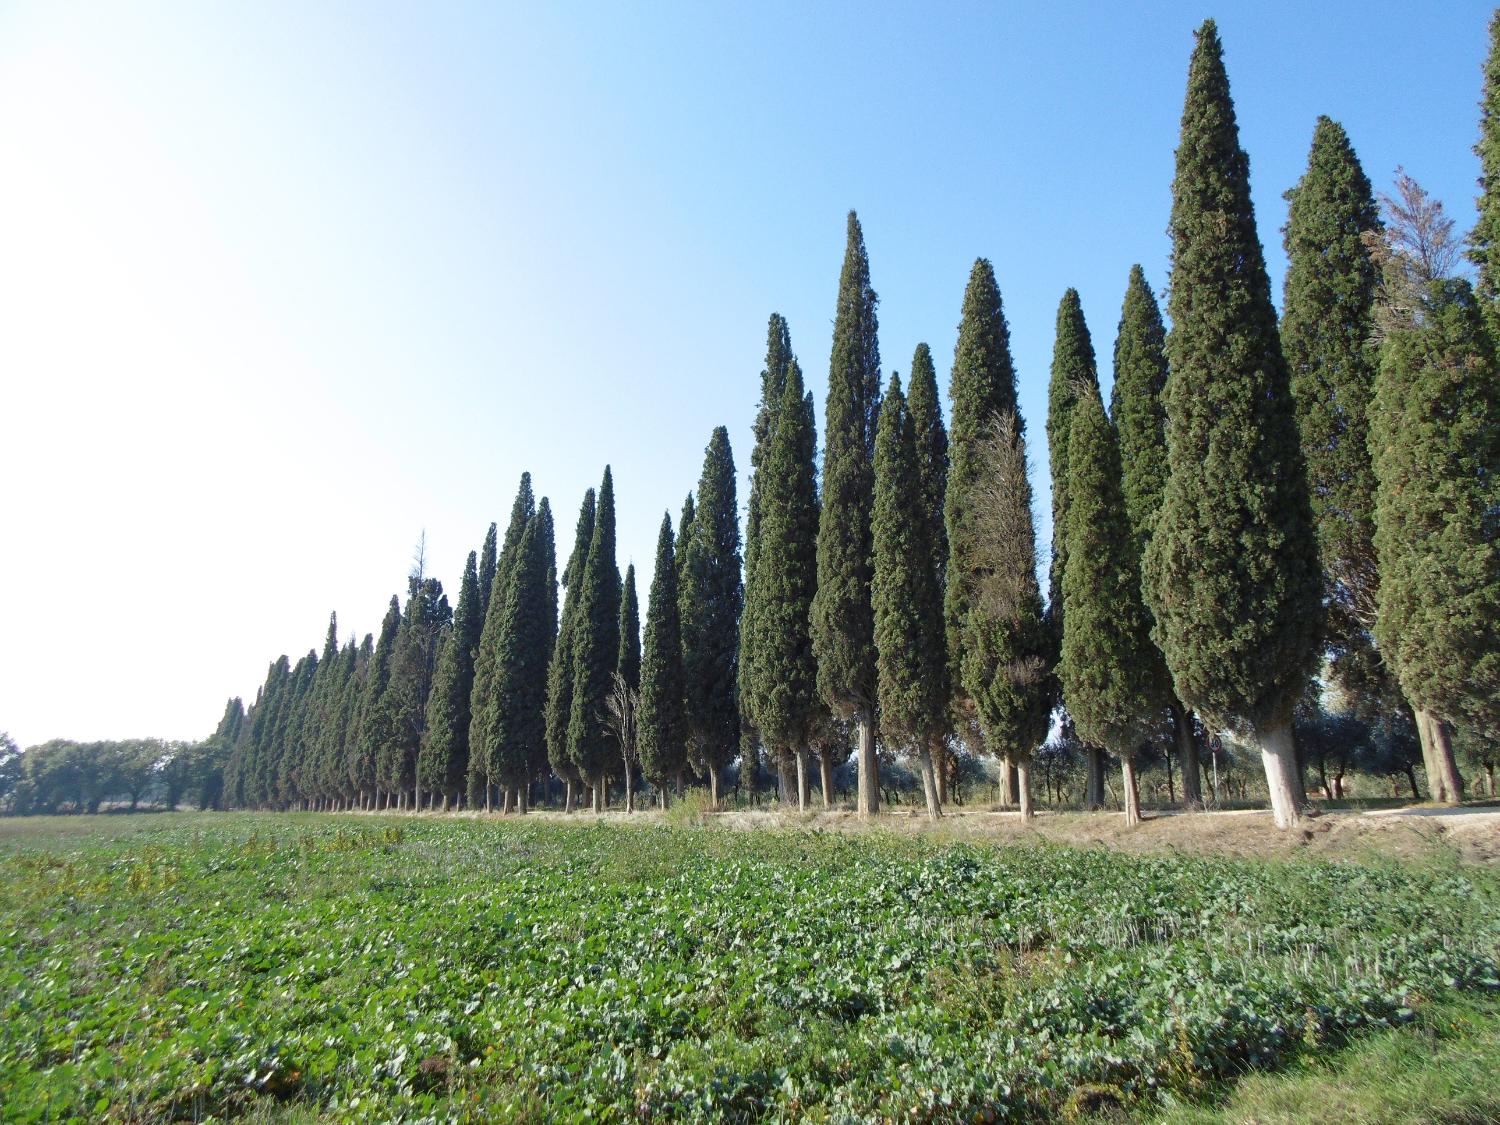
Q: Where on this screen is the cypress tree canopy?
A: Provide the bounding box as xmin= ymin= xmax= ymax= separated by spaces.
xmin=944 ymin=258 xmax=1020 ymax=712
xmin=872 ymin=374 xmax=947 ymax=748
xmin=638 ymin=513 xmax=687 ymax=787
xmin=1144 ymin=20 xmax=1321 ymax=736
xmin=907 ymin=342 xmax=948 ymax=597
xmin=743 ymin=359 xmax=819 ymax=751
xmin=351 ymin=596 xmax=401 ymax=799
xmin=1045 ymin=288 xmax=1098 ymax=627
xmin=1109 ymin=265 xmax=1171 ymax=555
xmin=1060 ymin=388 xmax=1165 ymax=754
xmin=679 ymin=429 xmax=743 ymax=782
xmin=1472 ymin=11 xmax=1500 ymax=313
xmin=478 ymin=522 xmax=499 ymax=617
xmin=1282 ymin=116 xmax=1382 ymax=634
xmin=568 ymin=467 xmax=621 ymax=787
xmin=1371 ymin=279 xmax=1500 ymax=737
xmin=812 ymin=210 xmax=880 ymax=718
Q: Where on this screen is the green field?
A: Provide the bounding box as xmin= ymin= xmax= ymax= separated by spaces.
xmin=0 ymin=815 xmax=1496 ymax=1122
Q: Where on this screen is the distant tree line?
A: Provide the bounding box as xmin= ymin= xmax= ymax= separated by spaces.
xmin=6 ymin=17 xmax=1498 ymax=825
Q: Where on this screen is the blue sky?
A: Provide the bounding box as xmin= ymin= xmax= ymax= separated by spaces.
xmin=0 ymin=1 xmax=1492 ymax=746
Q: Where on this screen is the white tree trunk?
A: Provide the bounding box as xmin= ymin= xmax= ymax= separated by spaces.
xmin=1121 ymin=754 xmax=1141 ymax=827
xmin=708 ymin=767 xmax=720 ymax=810
xmin=931 ymin=738 xmax=948 ymax=806
xmin=1252 ymin=721 xmax=1304 ymax=829
xmin=795 ymin=749 xmax=809 ymax=811
xmin=564 ymin=779 xmax=574 ymax=813
xmin=917 ymin=745 xmax=942 ymax=819
xmin=819 ymin=751 xmax=834 ymax=808
xmin=856 ymin=711 xmax=879 ymax=817
xmin=1016 ymin=759 xmax=1034 ymax=820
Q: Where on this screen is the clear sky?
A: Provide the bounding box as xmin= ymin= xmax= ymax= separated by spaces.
xmin=0 ymin=1 xmax=1492 ymax=748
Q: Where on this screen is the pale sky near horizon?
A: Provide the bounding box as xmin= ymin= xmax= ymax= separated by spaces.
xmin=0 ymin=1 xmax=1491 ymax=748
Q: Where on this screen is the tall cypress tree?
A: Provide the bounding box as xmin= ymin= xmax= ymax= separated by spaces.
xmin=744 ymin=361 xmax=820 ymax=808
xmin=679 ymin=429 xmax=743 ymax=807
xmin=380 ymin=575 xmax=449 ymax=809
xmin=420 ymin=550 xmax=481 ymax=808
xmin=1371 ymin=279 xmax=1498 ymax=802
xmin=908 ymin=342 xmax=952 ymax=796
xmin=1045 ymin=288 xmax=1110 ymax=807
xmin=872 ymin=374 xmax=947 ymax=818
xmin=478 ymin=522 xmax=499 ymax=618
xmin=545 ymin=488 xmax=595 ymax=810
xmin=1472 ymin=11 xmax=1500 ymax=320
xmin=1045 ymin=288 xmax=1096 ymax=626
xmin=944 ymin=259 xmax=1019 ymax=771
xmin=1111 ymin=264 xmax=1204 ymax=805
xmin=739 ymin=314 xmax=798 ymax=800
xmin=639 ymin=514 xmax=687 ymax=797
xmin=1144 ymin=20 xmax=1321 ymax=829
xmin=1283 ymin=117 xmax=1382 ymax=644
xmin=1061 ymin=389 xmax=1167 ymax=826
xmin=568 ymin=467 xmax=621 ymax=808
xmin=470 ymin=477 xmax=536 ymax=807
xmin=351 ymin=596 xmax=401 ymax=809
xmin=676 ymin=494 xmax=696 ymax=587
xmin=811 ymin=211 xmax=881 ymax=816
xmin=618 ymin=564 xmax=641 ymax=693
xmin=483 ymin=514 xmax=554 ymax=803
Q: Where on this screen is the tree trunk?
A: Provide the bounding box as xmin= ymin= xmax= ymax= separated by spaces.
xmin=998 ymin=756 xmax=1014 ymax=808
xmin=1121 ymin=754 xmax=1141 ymax=827
xmin=1085 ymin=747 xmax=1105 ymax=809
xmin=795 ymin=749 xmax=809 ymax=811
xmin=776 ymin=752 xmax=791 ymax=805
xmin=1250 ymin=721 xmax=1303 ymax=829
xmin=1416 ymin=708 xmax=1465 ymax=804
xmin=520 ymin=784 xmax=529 ymax=814
xmin=1016 ymin=758 xmax=1034 ymax=820
xmin=1404 ymin=766 xmax=1420 ymax=800
xmin=856 ymin=711 xmax=879 ymax=817
xmin=624 ymin=767 xmax=635 ymax=814
xmin=1170 ymin=702 xmax=1203 ymax=807
xmin=819 ymin=751 xmax=835 ymax=808
xmin=917 ymin=745 xmax=942 ymax=820
xmin=932 ymin=739 xmax=948 ymax=806
xmin=564 ymin=779 xmax=574 ymax=813
xmin=1486 ymin=762 xmax=1495 ymax=798
xmin=708 ymin=767 xmax=720 ymax=810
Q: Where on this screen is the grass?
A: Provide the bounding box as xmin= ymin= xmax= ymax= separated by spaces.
xmin=1153 ymin=994 xmax=1500 ymax=1124
xmin=0 ymin=812 xmax=1495 ymax=1121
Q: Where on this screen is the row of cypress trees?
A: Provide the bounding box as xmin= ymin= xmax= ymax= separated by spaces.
xmin=219 ymin=16 xmax=1498 ymax=827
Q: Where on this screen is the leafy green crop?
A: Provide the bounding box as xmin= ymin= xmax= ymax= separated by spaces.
xmin=0 ymin=815 xmax=1494 ymax=1121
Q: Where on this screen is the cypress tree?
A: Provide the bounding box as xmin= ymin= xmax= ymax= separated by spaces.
xmin=534 ymin=497 xmax=558 ymax=791
xmin=1045 ymin=288 xmax=1096 ymax=626
xmin=380 ymin=575 xmax=448 ymax=809
xmin=568 ymin=467 xmax=621 ymax=808
xmin=872 ymin=374 xmax=947 ymax=818
xmin=1111 ymin=265 xmax=1204 ymax=805
xmin=744 ymin=360 xmax=820 ymax=808
xmin=483 ymin=514 xmax=554 ymax=803
xmin=963 ymin=409 xmax=1054 ymax=818
xmin=907 ymin=342 xmax=951 ymax=798
xmin=1371 ymin=279 xmax=1499 ymax=802
xmin=471 ymin=478 xmax=535 ymax=808
xmin=618 ymin=565 xmax=641 ymax=694
xmin=676 ymin=493 xmax=695 ymax=587
xmin=944 ymin=259 xmax=1024 ymax=794
xmin=351 ymin=597 xmax=400 ymax=809
xmin=545 ymin=488 xmax=595 ymax=810
xmin=639 ymin=514 xmax=688 ymax=798
xmin=419 ymin=549 xmax=481 ymax=808
xmin=1045 ymin=288 xmax=1111 ymax=808
xmin=679 ymin=429 xmax=743 ymax=807
xmin=739 ymin=314 xmax=798 ymax=800
xmin=478 ymin=522 xmax=499 ymax=617
xmin=1471 ymin=11 xmax=1500 ymax=319
xmin=811 ymin=211 xmax=881 ymax=816
xmin=1144 ymin=21 xmax=1322 ymax=829
xmin=1061 ymin=388 xmax=1167 ymax=826
xmin=1283 ymin=117 xmax=1382 ymax=642
xmin=315 ymin=638 xmax=359 ymax=807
